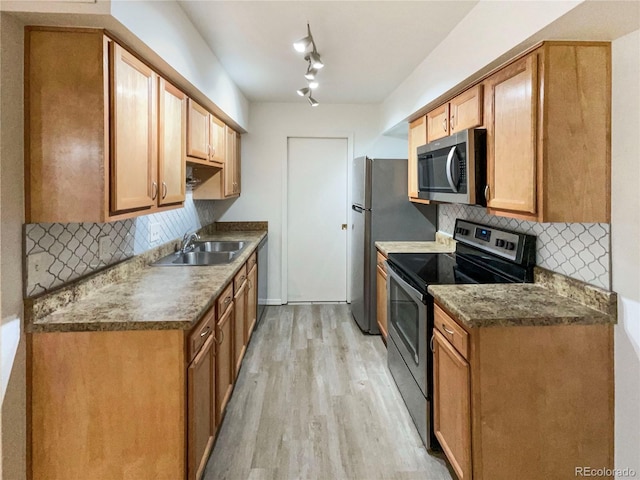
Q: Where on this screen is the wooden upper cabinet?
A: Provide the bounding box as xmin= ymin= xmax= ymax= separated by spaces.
xmin=449 ymin=84 xmax=483 ymax=134
xmin=484 ymin=42 xmax=610 ymax=222
xmin=427 ymin=85 xmax=483 ymax=143
xmin=210 ymin=115 xmax=226 ymax=164
xmin=25 ymin=27 xmax=185 ymax=223
xmin=223 ymin=126 xmax=235 ymax=196
xmin=408 ymin=115 xmax=427 ymax=200
xmin=186 ymin=99 xmax=210 ymax=162
xmin=426 ymin=103 xmax=449 ymax=142
xmin=234 ymin=132 xmax=242 ymax=195
xmin=486 ymin=54 xmax=538 ymax=215
xmin=158 ymin=78 xmax=186 ymax=206
xmin=110 ymin=43 xmax=157 ymax=212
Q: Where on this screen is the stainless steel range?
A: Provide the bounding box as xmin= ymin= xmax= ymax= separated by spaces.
xmin=386 ymin=219 xmax=536 ymax=450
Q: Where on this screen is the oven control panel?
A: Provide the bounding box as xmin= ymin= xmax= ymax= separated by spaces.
xmin=453 ymin=219 xmax=535 ymax=265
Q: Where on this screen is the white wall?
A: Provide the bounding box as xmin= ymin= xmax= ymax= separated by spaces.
xmin=0 ymin=12 xmax=26 ymax=480
xmin=611 ymin=29 xmax=640 ymax=476
xmin=217 ymin=102 xmax=407 ymax=303
xmin=110 ymin=1 xmax=249 ymax=130
xmin=381 ymin=0 xmax=582 ymax=132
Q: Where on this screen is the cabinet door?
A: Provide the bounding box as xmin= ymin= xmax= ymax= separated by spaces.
xmin=224 ymin=126 xmax=236 ymax=196
xmin=216 ymin=303 xmax=234 ymax=423
xmin=487 ymin=54 xmax=538 ymax=214
xmin=111 ymin=43 xmax=156 ymax=212
xmin=449 ymin=84 xmax=483 ymax=134
xmin=246 ymin=265 xmax=258 ymax=342
xmin=209 ymin=115 xmax=226 ymax=165
xmin=376 ymin=265 xmax=388 ymax=340
xmin=158 ymin=78 xmax=186 ymax=206
xmin=188 ymin=335 xmax=215 ymax=480
xmin=433 ymin=330 xmax=471 ymax=480
xmin=187 ymin=99 xmax=209 ymax=161
xmin=408 ymin=116 xmax=427 ymax=198
xmin=233 ymin=280 xmax=247 ymax=377
xmin=234 ymin=132 xmax=241 ymax=195
xmin=426 ymin=103 xmax=449 ymax=142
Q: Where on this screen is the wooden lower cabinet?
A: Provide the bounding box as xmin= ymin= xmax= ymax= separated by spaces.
xmin=246 ymin=264 xmax=258 ymax=342
xmin=188 ymin=335 xmax=216 ymax=480
xmin=432 ymin=303 xmax=614 ymax=480
xmin=28 ymin=247 xmax=266 ymax=480
xmin=433 ymin=330 xmax=471 ymax=480
xmin=234 ymin=278 xmax=247 ymax=376
xmin=375 ymin=250 xmax=388 ymax=341
xmin=216 ymin=301 xmax=234 ymax=424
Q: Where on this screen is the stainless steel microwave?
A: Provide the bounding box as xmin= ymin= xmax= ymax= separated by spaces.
xmin=417 ymin=128 xmax=486 ymax=205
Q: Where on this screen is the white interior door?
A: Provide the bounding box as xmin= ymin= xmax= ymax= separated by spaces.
xmin=287 ymin=137 xmax=348 ymax=302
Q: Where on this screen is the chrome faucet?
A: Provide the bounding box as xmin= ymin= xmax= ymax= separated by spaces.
xmin=180 ymin=231 xmax=200 ymax=254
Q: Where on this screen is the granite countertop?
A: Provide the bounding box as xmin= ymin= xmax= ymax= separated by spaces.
xmin=28 ymin=230 xmax=266 ymax=333
xmin=428 ymin=280 xmax=616 ymax=328
xmin=376 ymin=232 xmax=456 ymax=256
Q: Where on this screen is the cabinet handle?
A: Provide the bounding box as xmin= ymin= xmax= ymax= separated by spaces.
xmin=240 ymin=275 xmax=246 ymax=283
xmin=430 ymin=335 xmax=435 ymax=353
xmin=247 ymin=279 xmax=252 ymax=289
xmin=484 ymin=184 xmax=490 ymax=201
xmin=152 ymin=181 xmax=158 ymax=200
xmin=442 ymin=324 xmax=455 ymax=335
xmin=450 ymin=114 xmax=455 ymax=131
xmin=162 ymin=182 xmax=167 ymax=199
xmin=200 ymin=326 xmax=210 ymax=338
xmin=211 ymin=146 xmax=216 ymax=157
xmin=442 ymin=118 xmax=447 ymax=132
xmin=224 ymin=296 xmax=231 ymax=305
xmin=216 ymin=328 xmax=224 ymax=345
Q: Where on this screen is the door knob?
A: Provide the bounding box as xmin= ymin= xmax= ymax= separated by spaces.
xmin=341 ymin=224 xmax=347 ymax=230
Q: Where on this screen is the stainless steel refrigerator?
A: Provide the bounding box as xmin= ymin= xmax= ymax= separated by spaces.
xmin=350 ymin=157 xmax=437 ymax=333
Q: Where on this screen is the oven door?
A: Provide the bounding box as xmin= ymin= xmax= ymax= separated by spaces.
xmin=386 ymin=265 xmax=428 ymax=397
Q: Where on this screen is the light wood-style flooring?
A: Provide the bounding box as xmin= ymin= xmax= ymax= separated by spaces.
xmin=204 ymin=304 xmax=452 ymax=480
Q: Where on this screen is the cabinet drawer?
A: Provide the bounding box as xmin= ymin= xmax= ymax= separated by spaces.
xmin=434 ymin=304 xmax=469 ymax=360
xmin=234 ymin=264 xmax=247 ymax=292
xmin=188 ymin=304 xmax=216 ymax=363
xmin=246 ymin=252 xmax=257 ymax=271
xmin=376 ymin=250 xmax=387 ymax=275
xmin=217 ymin=283 xmax=234 ymax=318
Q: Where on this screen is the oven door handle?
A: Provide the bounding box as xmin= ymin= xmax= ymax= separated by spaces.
xmin=446 ymin=146 xmax=459 ymax=193
xmin=387 ymin=264 xmax=426 ymax=304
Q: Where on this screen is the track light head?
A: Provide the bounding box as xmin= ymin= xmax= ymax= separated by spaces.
xmin=293 ymin=23 xmax=313 ymax=53
xmin=308 ymin=95 xmax=319 ymax=107
xmin=296 ymin=87 xmax=310 ymax=97
xmin=309 ymin=50 xmax=324 ymax=69
xmin=308 ymin=81 xmax=319 ymax=89
xmin=304 ymin=65 xmax=318 ymax=80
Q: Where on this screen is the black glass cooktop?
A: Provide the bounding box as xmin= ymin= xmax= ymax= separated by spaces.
xmin=387 ymin=247 xmax=531 ymax=294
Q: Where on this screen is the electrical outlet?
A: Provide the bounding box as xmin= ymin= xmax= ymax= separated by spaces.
xmin=99 ymin=236 xmax=111 ymax=261
xmin=149 ymin=223 xmax=161 ymax=245
xmin=28 ymin=252 xmax=52 ymax=286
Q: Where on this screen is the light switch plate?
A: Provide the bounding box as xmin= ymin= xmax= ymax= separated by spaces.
xmin=98 ymin=236 xmax=111 ymax=261
xmin=149 ymin=223 xmax=161 ymax=245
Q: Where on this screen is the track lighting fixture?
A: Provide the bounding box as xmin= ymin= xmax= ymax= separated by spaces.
xmin=293 ymin=22 xmax=323 ymax=106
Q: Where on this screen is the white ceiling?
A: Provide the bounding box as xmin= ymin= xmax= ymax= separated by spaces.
xmin=178 ymin=1 xmax=478 ymax=104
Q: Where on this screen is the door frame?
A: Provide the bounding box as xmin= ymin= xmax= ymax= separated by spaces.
xmin=282 ymin=134 xmax=354 ymax=304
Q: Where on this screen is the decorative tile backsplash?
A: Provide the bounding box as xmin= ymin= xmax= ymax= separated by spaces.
xmin=439 ymin=204 xmax=611 ymax=290
xmin=24 ymin=192 xmax=216 ymax=297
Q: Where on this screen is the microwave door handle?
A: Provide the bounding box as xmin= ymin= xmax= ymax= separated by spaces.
xmin=446 ymin=146 xmax=459 ymax=193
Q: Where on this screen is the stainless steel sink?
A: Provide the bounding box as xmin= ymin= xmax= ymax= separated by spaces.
xmin=192 ymin=241 xmax=246 ymax=253
xmin=152 ymin=250 xmax=239 ymax=267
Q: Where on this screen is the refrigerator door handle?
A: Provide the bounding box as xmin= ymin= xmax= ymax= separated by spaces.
xmin=352 ymin=204 xmax=365 ymax=213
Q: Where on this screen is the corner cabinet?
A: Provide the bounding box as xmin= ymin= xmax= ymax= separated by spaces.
xmin=431 ymin=303 xmax=613 ymax=480
xmin=25 ymin=27 xmax=186 ymax=223
xmin=484 ymin=42 xmax=611 ymax=222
